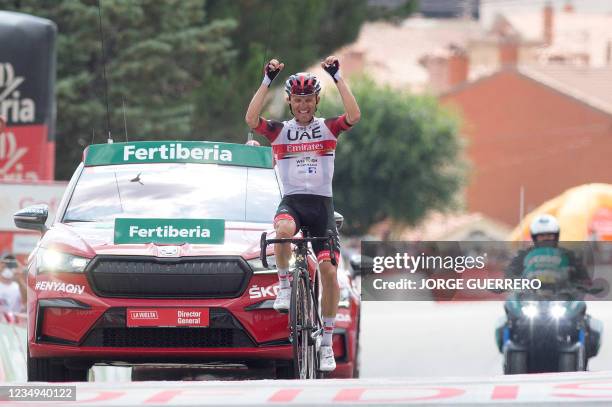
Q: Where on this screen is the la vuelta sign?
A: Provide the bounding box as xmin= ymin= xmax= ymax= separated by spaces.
xmin=0 ymin=68 xmax=50 ymax=182
xmin=0 ymin=125 xmax=33 ymax=180
xmin=0 ymin=62 xmax=36 ymax=124
xmin=0 ymin=12 xmax=57 ymax=181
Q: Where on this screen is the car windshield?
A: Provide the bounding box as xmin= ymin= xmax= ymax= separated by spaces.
xmin=63 ymin=163 xmax=281 ymax=223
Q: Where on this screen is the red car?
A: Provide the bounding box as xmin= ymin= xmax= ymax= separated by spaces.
xmin=14 ymin=141 xmax=360 ymax=381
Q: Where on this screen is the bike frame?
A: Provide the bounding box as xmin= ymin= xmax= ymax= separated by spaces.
xmin=260 ymin=229 xmax=337 ymax=378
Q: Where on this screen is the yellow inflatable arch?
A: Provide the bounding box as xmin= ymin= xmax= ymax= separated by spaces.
xmin=509 ymin=184 xmax=612 ymax=241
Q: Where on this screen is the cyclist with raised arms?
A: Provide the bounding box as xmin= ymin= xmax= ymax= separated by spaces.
xmin=245 ymin=56 xmax=360 ymax=372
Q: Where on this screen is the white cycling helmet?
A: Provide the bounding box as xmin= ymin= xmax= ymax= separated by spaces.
xmin=529 ymin=214 xmax=560 ymax=242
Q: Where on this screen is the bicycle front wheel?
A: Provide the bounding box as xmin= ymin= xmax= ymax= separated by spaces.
xmin=290 ymin=269 xmax=317 ymax=379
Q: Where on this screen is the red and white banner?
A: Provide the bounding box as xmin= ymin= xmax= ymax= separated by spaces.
xmin=0 ymin=13 xmax=57 ymax=181
xmin=0 ymin=125 xmax=54 ymax=181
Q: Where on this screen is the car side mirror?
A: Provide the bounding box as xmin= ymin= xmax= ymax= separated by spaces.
xmin=334 ymin=211 xmax=344 ymax=231
xmin=14 ymin=204 xmax=49 ymax=233
xmin=349 ymin=254 xmax=361 ymax=275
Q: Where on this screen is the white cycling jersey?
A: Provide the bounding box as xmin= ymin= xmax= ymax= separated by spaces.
xmin=254 ymin=115 xmax=352 ymax=197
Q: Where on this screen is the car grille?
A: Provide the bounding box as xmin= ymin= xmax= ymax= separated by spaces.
xmin=88 ymin=327 xmax=252 ymax=348
xmin=86 ymin=256 xmax=251 ymax=298
xmin=81 ymin=308 xmax=255 ymax=348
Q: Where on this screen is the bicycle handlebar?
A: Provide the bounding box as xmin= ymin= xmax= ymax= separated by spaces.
xmin=260 ymin=231 xmax=338 ymax=268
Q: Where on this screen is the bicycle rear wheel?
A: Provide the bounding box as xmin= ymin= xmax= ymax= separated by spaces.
xmin=290 ymin=268 xmax=317 ymax=379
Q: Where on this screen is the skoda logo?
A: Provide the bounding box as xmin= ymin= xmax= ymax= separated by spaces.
xmin=158 ymin=246 xmax=179 ymax=257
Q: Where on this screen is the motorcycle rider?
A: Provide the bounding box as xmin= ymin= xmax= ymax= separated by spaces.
xmin=506 ymin=214 xmax=591 ymax=288
xmin=500 ymin=214 xmax=601 ymax=367
xmin=245 ymin=56 xmax=361 ymax=372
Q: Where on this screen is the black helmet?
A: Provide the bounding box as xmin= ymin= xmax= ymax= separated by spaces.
xmin=285 ymin=72 xmax=321 ymax=96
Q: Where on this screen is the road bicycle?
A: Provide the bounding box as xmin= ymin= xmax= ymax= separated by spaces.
xmin=260 ymin=228 xmax=337 ymax=379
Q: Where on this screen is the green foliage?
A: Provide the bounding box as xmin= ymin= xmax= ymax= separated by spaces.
xmin=1 ymin=0 xmax=236 ymax=179
xmin=196 ymin=0 xmax=368 ymax=142
xmin=0 ymin=0 xmax=385 ymax=179
xmin=319 ymin=76 xmax=467 ymax=235
xmin=366 ymin=0 xmax=419 ymax=23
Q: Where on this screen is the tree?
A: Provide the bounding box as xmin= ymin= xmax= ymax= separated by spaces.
xmin=195 ymin=0 xmax=369 ymax=142
xmin=1 ymin=0 xmax=236 ymax=179
xmin=366 ymin=0 xmax=418 ymax=23
xmin=1 ymin=0 xmax=397 ymax=179
xmin=318 ymin=76 xmax=467 ymax=236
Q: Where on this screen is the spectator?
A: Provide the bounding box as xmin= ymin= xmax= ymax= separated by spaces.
xmin=13 ymin=256 xmax=27 ymax=308
xmin=0 ymin=254 xmax=22 ymax=313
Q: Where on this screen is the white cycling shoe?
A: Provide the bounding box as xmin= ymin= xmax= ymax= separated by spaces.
xmin=318 ymin=345 xmax=336 ymax=372
xmin=273 ymin=287 xmax=291 ymax=313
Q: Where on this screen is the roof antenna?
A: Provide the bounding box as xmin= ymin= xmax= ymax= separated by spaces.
xmin=97 ymin=0 xmax=113 ymax=144
xmin=122 ymin=98 xmax=129 ymax=142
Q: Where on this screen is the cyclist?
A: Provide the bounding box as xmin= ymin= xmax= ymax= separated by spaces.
xmin=245 ymin=56 xmax=360 ymax=371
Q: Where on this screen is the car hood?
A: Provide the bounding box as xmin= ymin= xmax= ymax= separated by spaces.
xmin=40 ymin=221 xmax=274 ymax=260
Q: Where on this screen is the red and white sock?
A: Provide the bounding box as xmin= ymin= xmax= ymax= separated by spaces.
xmin=278 ymin=267 xmax=290 ymax=289
xmin=321 ymin=316 xmax=335 ymax=346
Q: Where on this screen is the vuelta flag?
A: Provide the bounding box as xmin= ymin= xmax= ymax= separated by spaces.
xmin=0 ymin=11 xmax=57 ymax=181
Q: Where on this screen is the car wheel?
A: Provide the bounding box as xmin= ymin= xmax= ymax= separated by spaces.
xmin=558 ymin=352 xmax=578 ymax=372
xmin=27 ymin=352 xmax=88 ymax=382
xmin=504 ymin=350 xmax=527 ymax=375
xmin=131 ymin=366 xmax=154 ymax=381
xmin=131 ymin=366 xmax=180 ymax=381
xmin=275 ymin=362 xmax=294 ymax=379
xmin=353 ymin=316 xmax=361 ymax=378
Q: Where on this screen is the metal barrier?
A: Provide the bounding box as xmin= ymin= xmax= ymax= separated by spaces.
xmin=0 ymin=312 xmax=27 ymax=381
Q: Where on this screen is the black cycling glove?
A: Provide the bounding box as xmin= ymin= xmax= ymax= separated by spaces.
xmin=323 ymin=60 xmax=341 ymax=83
xmin=262 ymin=63 xmax=281 ymax=87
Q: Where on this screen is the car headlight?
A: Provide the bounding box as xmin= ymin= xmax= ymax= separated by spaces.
xmin=521 ymin=303 xmax=539 ymax=319
xmin=247 ymin=255 xmax=277 ymax=272
xmin=550 ymin=303 xmax=566 ymax=319
xmin=36 ymin=248 xmax=90 ymax=274
xmin=248 ymin=254 xmax=295 ymax=273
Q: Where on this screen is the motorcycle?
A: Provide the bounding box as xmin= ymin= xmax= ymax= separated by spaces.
xmin=495 ymin=286 xmax=603 ymax=374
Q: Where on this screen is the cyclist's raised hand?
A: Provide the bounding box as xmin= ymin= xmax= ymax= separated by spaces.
xmin=321 ymin=56 xmax=341 ymax=83
xmin=246 ymin=59 xmax=283 ymax=128
xmin=263 ymin=58 xmax=284 ymax=87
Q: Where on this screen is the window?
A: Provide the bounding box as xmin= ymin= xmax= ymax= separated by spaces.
xmin=64 ymin=163 xmax=281 ymax=223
